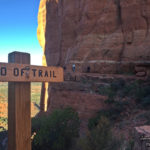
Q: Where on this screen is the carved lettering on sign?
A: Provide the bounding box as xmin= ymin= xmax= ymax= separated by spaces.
xmin=0 ymin=63 xmax=63 ymax=82
xmin=0 ymin=67 xmax=7 ymax=76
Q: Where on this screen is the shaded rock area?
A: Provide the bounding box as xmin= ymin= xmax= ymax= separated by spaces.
xmin=134 ymin=126 xmax=150 ymax=150
xmin=45 ymin=73 xmax=150 ymax=133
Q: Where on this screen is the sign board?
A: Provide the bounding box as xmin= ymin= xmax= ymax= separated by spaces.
xmin=3 ymin=51 xmax=64 ymax=150
xmin=0 ymin=62 xmax=63 ymax=82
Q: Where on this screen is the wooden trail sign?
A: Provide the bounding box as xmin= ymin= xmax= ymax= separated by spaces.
xmin=0 ymin=51 xmax=64 ymax=150
xmin=0 ymin=63 xmax=63 ymax=82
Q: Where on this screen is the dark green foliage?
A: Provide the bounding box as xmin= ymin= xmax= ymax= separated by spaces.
xmin=111 ymin=79 xmax=125 ymax=91
xmin=98 ymin=80 xmax=148 ymax=98
xmin=87 ymin=116 xmax=111 ymax=150
xmin=32 ymin=107 xmax=80 ymax=150
xmin=134 ymin=83 xmax=150 ymax=108
xmin=98 ymin=79 xmax=126 ymax=102
xmin=0 ymin=117 xmax=7 ymax=124
xmin=98 ymin=79 xmax=150 ymax=109
xmin=118 ymin=81 xmax=138 ymax=98
xmin=140 ymin=95 xmax=150 ymax=107
xmin=119 ymin=81 xmax=150 ymax=109
xmin=88 ymin=101 xmax=128 ymax=130
xmin=87 ymin=116 xmax=121 ymax=150
xmin=125 ymin=139 xmax=134 ymax=150
xmin=88 ymin=109 xmax=110 ymax=130
xmin=82 ymin=79 xmax=150 ymax=131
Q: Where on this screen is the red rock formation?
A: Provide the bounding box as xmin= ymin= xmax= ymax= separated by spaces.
xmin=38 ymin=0 xmax=150 ymax=73
xmin=47 ymin=85 xmax=107 ymax=130
xmin=37 ymin=0 xmax=150 ymax=124
xmin=134 ymin=126 xmax=150 ymax=150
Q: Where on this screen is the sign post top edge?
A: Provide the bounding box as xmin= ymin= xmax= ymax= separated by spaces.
xmin=8 ymin=51 xmax=30 ymax=56
xmin=8 ymin=51 xmax=30 ymax=64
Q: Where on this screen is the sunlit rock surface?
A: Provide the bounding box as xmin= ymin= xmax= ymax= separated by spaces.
xmin=38 ymin=0 xmax=150 ymax=73
xmin=37 ymin=0 xmax=150 ymax=126
xmin=37 ymin=0 xmax=47 ymax=51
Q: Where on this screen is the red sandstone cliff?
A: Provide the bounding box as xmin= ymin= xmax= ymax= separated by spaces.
xmin=38 ymin=0 xmax=150 ymax=73
xmin=37 ymin=0 xmax=150 ymax=127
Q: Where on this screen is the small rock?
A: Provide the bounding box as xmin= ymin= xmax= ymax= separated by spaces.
xmin=134 ymin=126 xmax=150 ymax=150
xmin=136 ymin=71 xmax=146 ymax=77
xmin=135 ymin=66 xmax=146 ymax=73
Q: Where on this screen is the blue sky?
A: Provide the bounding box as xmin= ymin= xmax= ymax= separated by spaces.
xmin=0 ymin=0 xmax=42 ymax=65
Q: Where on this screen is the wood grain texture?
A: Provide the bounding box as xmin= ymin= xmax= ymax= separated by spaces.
xmin=40 ymin=82 xmax=49 ymax=112
xmin=0 ymin=62 xmax=64 ymax=82
xmin=8 ymin=51 xmax=31 ymax=150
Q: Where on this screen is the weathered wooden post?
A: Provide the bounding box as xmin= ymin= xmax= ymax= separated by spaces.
xmin=8 ymin=52 xmax=31 ymax=150
xmin=0 ymin=51 xmax=64 ymax=150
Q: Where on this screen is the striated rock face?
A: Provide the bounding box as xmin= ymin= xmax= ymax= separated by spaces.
xmin=37 ymin=0 xmax=150 ymax=127
xmin=38 ymin=0 xmax=150 ymax=73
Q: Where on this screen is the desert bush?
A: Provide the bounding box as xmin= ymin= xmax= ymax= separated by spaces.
xmin=140 ymin=95 xmax=150 ymax=107
xmin=111 ymin=79 xmax=125 ymax=91
xmin=87 ymin=116 xmax=121 ymax=150
xmin=125 ymin=139 xmax=134 ymax=150
xmin=32 ymin=107 xmax=80 ymax=150
xmin=87 ymin=116 xmax=111 ymax=150
xmin=88 ymin=109 xmax=110 ymax=130
xmin=134 ymin=83 xmax=150 ymax=108
xmin=116 ymin=80 xmax=150 ymax=108
xmin=99 ymin=79 xmax=150 ymax=110
xmin=98 ymin=85 xmax=116 ymax=98
xmin=88 ymin=100 xmax=129 ymax=130
xmin=0 ymin=117 xmax=8 ymax=130
xmin=88 ymin=109 xmax=117 ymax=130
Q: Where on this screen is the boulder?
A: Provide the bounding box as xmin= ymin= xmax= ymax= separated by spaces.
xmin=136 ymin=71 xmax=146 ymax=77
xmin=134 ymin=126 xmax=150 ymax=150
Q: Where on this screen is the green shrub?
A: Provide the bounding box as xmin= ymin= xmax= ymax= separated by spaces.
xmin=135 ymin=84 xmax=150 ymax=107
xmin=0 ymin=117 xmax=8 ymax=130
xmin=140 ymin=95 xmax=150 ymax=107
xmin=87 ymin=116 xmax=111 ymax=150
xmin=98 ymin=85 xmax=116 ymax=98
xmin=88 ymin=100 xmax=129 ymax=130
xmin=99 ymin=79 xmax=150 ymax=110
xmin=88 ymin=110 xmax=110 ymax=130
xmin=88 ymin=108 xmax=119 ymax=130
xmin=110 ymin=79 xmax=125 ymax=91
xmin=125 ymin=139 xmax=134 ymax=150
xmin=87 ymin=116 xmax=121 ymax=150
xmin=32 ymin=107 xmax=80 ymax=150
